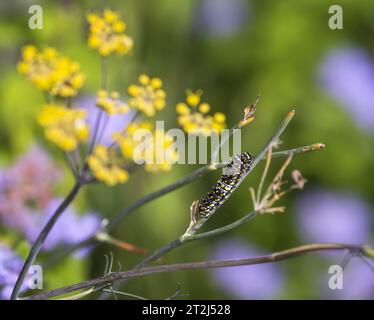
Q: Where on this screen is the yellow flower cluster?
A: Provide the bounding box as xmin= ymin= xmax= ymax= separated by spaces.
xmin=144 ymin=128 xmax=178 ymax=172
xmin=87 ymin=9 xmax=133 ymax=56
xmin=113 ymin=121 xmax=153 ymax=159
xmin=87 ymin=145 xmax=129 ymax=186
xmin=96 ymin=90 xmax=130 ymax=115
xmin=17 ymin=45 xmax=85 ymax=97
xmin=37 ymin=104 xmax=89 ymax=151
xmin=114 ymin=122 xmax=178 ymax=172
xmin=128 ymin=74 xmax=166 ymax=117
xmin=176 ymin=90 xmax=227 ymax=135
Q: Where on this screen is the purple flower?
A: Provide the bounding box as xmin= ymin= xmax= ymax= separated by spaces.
xmin=319 ymin=47 xmax=374 ymax=132
xmin=76 ymin=96 xmax=134 ymax=147
xmin=195 ymin=0 xmax=249 ymax=37
xmin=295 ymin=189 xmax=372 ymax=244
xmin=0 ymin=243 xmax=24 ymax=300
xmin=210 ymin=239 xmax=284 ymax=299
xmin=1 ymin=144 xmax=61 ymax=191
xmin=321 ymin=254 xmax=374 ymax=299
xmin=0 ymin=145 xmax=102 ymax=257
xmin=0 ymin=145 xmax=61 ymax=232
xmin=26 ymin=198 xmax=101 ymax=254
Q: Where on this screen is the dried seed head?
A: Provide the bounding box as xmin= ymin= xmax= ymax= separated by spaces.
xmin=240 ymin=95 xmax=260 ymax=127
xmin=292 ymin=170 xmax=307 ymax=189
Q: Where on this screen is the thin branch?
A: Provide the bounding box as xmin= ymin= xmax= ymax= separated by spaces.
xmin=245 ymin=110 xmax=295 ymax=173
xmin=97 ymin=113 xmax=110 ymax=147
xmin=23 ymin=243 xmax=371 ymax=300
xmin=185 ymin=211 xmax=257 ymax=242
xmin=87 ymin=109 xmax=104 ymax=156
xmin=256 ymin=147 xmax=272 ymax=205
xmin=135 ymin=239 xmax=183 ymax=269
xmin=51 ymin=139 xmax=325 ymax=264
xmin=96 ymin=232 xmax=148 ymax=255
xmin=269 ymin=143 xmax=325 ymax=159
xmin=86 ymin=56 xmax=108 ymax=158
xmin=64 ymin=152 xmax=78 ymax=177
xmin=102 ymin=288 xmax=147 ymax=300
xmin=11 ymin=182 xmax=82 ymax=300
xmin=54 ymin=287 xmax=96 ymax=300
xmin=106 ymin=165 xmax=211 ymax=229
xmin=101 ymin=55 xmax=109 ymax=91
xmin=65 ymin=96 xmax=82 ymax=175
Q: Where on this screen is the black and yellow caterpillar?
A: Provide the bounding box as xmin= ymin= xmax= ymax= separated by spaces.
xmin=198 ymin=152 xmax=253 ymax=220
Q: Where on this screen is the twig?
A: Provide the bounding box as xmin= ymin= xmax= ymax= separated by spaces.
xmin=185 ymin=211 xmax=257 ymax=242
xmin=96 ymin=232 xmax=148 ymax=255
xmin=135 ymin=239 xmax=183 ymax=269
xmin=210 ymin=95 xmax=259 ymax=166
xmin=269 ymin=143 xmax=325 ymax=159
xmin=64 ymin=152 xmax=79 ymax=177
xmin=65 ymin=95 xmax=82 ymax=175
xmin=23 ymin=243 xmax=371 ymax=300
xmin=102 ymin=288 xmax=147 ymax=300
xmin=256 ymin=147 xmax=272 ymax=205
xmin=86 ymin=56 xmax=108 ymax=158
xmin=87 ymin=109 xmax=104 ymax=156
xmin=107 ymin=165 xmax=212 ymax=229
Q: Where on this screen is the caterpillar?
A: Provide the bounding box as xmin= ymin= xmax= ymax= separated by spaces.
xmin=198 ymin=152 xmax=253 ymax=221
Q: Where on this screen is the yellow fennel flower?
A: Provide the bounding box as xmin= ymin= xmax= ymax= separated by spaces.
xmin=186 ymin=89 xmax=202 ymax=107
xmin=37 ymin=104 xmax=89 ymax=151
xmin=114 ymin=122 xmax=178 ymax=172
xmin=127 ymin=74 xmax=166 ymax=117
xmin=144 ymin=128 xmax=178 ymax=173
xmin=17 ymin=45 xmax=85 ymax=97
xmin=87 ymin=144 xmax=129 ymax=186
xmin=96 ymin=90 xmax=130 ymax=115
xmin=113 ymin=121 xmax=153 ymax=160
xmin=176 ymin=90 xmax=227 ymax=136
xmin=87 ymin=9 xmax=133 ymax=56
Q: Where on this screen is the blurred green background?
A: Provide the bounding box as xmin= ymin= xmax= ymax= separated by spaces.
xmin=0 ymin=0 xmax=373 ymax=299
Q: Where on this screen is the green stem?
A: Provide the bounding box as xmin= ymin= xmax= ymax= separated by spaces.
xmin=107 ymin=165 xmax=211 ymax=230
xmin=134 ymin=239 xmax=183 ymax=269
xmin=11 ymin=182 xmax=82 ymax=300
xmin=184 ymin=211 xmax=257 ymax=242
xmin=24 ymin=242 xmax=369 ymax=300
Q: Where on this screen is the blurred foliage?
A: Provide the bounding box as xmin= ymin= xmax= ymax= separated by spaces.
xmin=0 ymin=0 xmax=373 ymax=299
